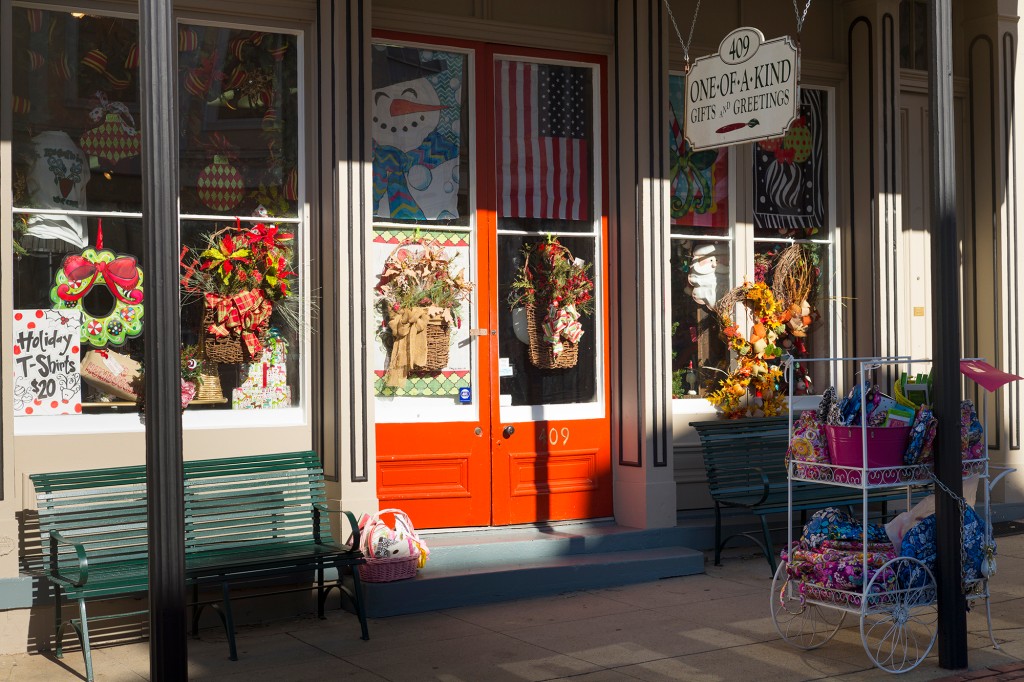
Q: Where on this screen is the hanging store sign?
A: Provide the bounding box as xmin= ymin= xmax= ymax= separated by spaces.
xmin=684 ymin=27 xmax=799 ymax=151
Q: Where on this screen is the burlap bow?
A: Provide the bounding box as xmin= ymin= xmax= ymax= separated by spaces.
xmin=541 ymin=303 xmax=585 ymax=359
xmin=385 ymin=307 xmax=431 ymax=387
xmin=205 ymin=290 xmax=272 ymax=358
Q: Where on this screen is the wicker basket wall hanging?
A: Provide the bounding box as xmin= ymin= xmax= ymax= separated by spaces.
xmin=509 ymin=237 xmax=594 ymax=371
xmin=375 ymin=238 xmax=473 ymax=388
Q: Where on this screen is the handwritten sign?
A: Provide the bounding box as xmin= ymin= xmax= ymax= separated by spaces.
xmin=12 ymin=309 xmax=82 ymax=416
xmin=685 ymin=27 xmax=799 ymax=150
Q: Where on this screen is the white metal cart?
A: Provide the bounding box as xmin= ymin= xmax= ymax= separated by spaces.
xmin=770 ymin=356 xmax=1014 ymax=674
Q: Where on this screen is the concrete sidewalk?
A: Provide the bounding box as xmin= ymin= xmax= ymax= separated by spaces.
xmin=2 ymin=535 xmax=1023 ymax=681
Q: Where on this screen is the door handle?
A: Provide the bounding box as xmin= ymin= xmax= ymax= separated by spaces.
xmin=503 ymin=425 xmax=515 ymax=438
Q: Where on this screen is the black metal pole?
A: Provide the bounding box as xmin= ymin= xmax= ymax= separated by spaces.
xmin=139 ymin=0 xmax=187 ymax=678
xmin=928 ymin=0 xmax=968 ymax=670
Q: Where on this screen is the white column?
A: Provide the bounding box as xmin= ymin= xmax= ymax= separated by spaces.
xmin=611 ymin=0 xmax=676 ymax=529
xmin=320 ymin=0 xmax=378 ymax=517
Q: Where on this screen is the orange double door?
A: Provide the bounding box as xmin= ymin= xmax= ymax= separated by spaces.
xmin=371 ymin=36 xmax=612 ymax=528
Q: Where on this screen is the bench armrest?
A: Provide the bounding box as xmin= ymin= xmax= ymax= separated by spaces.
xmin=712 ymin=466 xmax=772 ymax=508
xmin=312 ymin=503 xmax=361 ymax=551
xmin=49 ymin=530 xmax=89 ymax=588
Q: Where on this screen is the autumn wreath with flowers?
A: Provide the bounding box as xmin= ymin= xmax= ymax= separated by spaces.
xmin=181 ymin=218 xmax=297 ymax=362
xmin=707 ymin=280 xmax=788 ymax=419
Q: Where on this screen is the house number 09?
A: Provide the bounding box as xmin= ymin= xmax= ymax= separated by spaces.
xmin=545 ymin=427 xmax=570 ymax=446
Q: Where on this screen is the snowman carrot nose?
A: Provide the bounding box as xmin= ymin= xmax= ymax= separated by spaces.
xmin=390 ymin=98 xmax=447 ymax=117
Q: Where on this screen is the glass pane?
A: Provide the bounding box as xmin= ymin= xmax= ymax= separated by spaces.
xmin=179 ymin=218 xmax=302 ymax=411
xmin=899 ymin=1 xmax=912 ymax=69
xmin=178 ymin=26 xmax=300 ymax=219
xmin=753 ymin=88 xmax=828 ymax=238
xmin=12 ymin=9 xmax=142 ymax=223
xmin=12 ymin=215 xmax=144 ymax=415
xmin=498 ymin=234 xmax=598 ymax=406
xmin=669 ymin=74 xmax=730 ymax=238
xmin=913 ymin=2 xmax=929 ymax=72
xmin=370 ymin=229 xmax=476 ymax=421
xmin=670 ymin=239 xmax=730 ymax=398
xmin=371 ymin=45 xmax=469 ymax=226
xmin=753 ymin=242 xmax=829 ymax=395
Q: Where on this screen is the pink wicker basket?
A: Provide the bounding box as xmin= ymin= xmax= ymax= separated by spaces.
xmin=358 ymin=552 xmax=421 ymax=583
xmin=356 ymin=508 xmax=427 ymax=583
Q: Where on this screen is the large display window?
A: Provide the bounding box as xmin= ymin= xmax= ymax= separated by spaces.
xmin=9 ymin=6 xmax=308 ymax=433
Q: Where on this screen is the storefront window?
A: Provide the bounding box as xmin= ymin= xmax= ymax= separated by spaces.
xmin=668 ymin=73 xmax=730 ymax=399
xmin=10 ymin=7 xmax=305 ymax=423
xmin=752 ymin=87 xmax=832 ymax=395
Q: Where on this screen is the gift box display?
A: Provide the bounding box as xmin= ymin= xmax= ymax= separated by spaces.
xmin=231 ymin=333 xmax=291 ymax=409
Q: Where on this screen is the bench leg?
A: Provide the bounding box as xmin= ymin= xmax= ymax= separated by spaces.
xmin=220 ymin=583 xmax=238 ymax=661
xmin=760 ymin=516 xmax=778 ymax=574
xmin=191 ymin=583 xmax=202 ymax=637
xmin=76 ymin=598 xmax=95 ymax=682
xmin=349 ymin=563 xmax=370 ymax=641
xmin=714 ymin=503 xmax=723 ymax=566
xmin=53 ymin=584 xmax=64 ymax=659
xmin=317 ymin=561 xmax=326 ymax=620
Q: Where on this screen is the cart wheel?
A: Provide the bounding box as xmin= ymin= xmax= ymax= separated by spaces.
xmin=771 ymin=561 xmax=846 ymax=649
xmin=860 ymin=557 xmax=938 ymax=673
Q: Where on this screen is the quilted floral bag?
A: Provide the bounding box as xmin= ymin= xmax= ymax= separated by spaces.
xmin=787 ymin=410 xmax=831 ymax=478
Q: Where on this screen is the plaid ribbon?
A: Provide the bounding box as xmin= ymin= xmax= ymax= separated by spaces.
xmin=541 ymin=303 xmax=585 ymax=359
xmin=205 ymin=290 xmax=272 ymax=357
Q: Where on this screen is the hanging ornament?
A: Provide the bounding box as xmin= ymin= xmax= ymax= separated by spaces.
xmin=12 ymin=96 xmax=31 ymax=115
xmin=268 ymin=44 xmax=288 ymax=62
xmin=49 ymin=221 xmax=145 ymax=348
xmin=197 ymin=154 xmax=245 ymax=212
xmin=124 ymin=44 xmax=139 ymax=70
xmin=224 ymin=64 xmax=247 ymax=91
xmin=783 ymin=116 xmax=813 ymax=164
xmin=261 ymin=107 xmax=279 ymax=131
xmin=105 ymin=71 xmax=130 ymax=90
xmin=26 ymin=50 xmax=44 ymax=71
xmin=284 ymin=167 xmax=298 ymax=202
xmin=26 ymin=8 xmax=42 ymax=32
xmin=183 ymin=50 xmax=223 ymax=98
xmin=178 ymin=27 xmax=199 ymax=52
xmin=80 ymin=91 xmax=141 ymax=165
xmin=52 ymin=52 xmax=72 ymax=81
xmin=238 ymin=68 xmax=273 ymax=109
xmin=81 ymin=49 xmax=108 ymax=75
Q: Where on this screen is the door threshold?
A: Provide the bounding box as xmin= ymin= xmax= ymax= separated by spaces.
xmin=419 ymin=516 xmax=616 ymax=535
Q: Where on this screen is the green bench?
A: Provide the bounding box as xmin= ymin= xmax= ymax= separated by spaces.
xmin=30 ymin=451 xmax=368 ymax=681
xmin=691 ymin=417 xmax=913 ymax=573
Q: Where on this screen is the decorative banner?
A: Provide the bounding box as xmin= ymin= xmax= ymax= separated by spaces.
xmin=12 ymin=309 xmax=82 ymax=416
xmin=684 ymin=27 xmax=799 ymax=151
xmin=753 ymin=88 xmax=828 ymax=236
xmin=670 ymin=74 xmax=728 ymax=228
xmin=371 ymin=46 xmax=462 ymax=221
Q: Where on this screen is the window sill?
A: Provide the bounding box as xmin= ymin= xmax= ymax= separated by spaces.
xmin=14 ymin=407 xmax=306 ymax=437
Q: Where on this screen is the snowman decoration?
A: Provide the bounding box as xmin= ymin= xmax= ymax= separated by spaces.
xmin=687 ymin=243 xmax=728 ymax=308
xmin=371 ymin=47 xmax=461 ymax=221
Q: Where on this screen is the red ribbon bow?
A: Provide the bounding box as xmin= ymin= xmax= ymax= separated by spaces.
xmin=205 ymin=290 xmax=272 ymax=357
xmin=57 ymin=254 xmax=143 ymax=304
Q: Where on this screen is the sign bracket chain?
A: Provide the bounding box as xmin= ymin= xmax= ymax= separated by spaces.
xmin=792 ymin=0 xmax=812 ymax=43
xmin=664 ymin=0 xmax=701 ymax=73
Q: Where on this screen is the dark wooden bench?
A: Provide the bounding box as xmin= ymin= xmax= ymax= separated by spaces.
xmin=30 ymin=451 xmax=368 ymax=681
xmin=691 ymin=417 xmax=913 ymax=573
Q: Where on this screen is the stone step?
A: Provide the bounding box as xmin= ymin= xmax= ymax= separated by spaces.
xmin=358 ymin=523 xmax=705 ymax=617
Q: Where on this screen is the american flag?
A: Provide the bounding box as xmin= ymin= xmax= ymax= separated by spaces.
xmin=496 ymin=60 xmax=590 ymax=221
